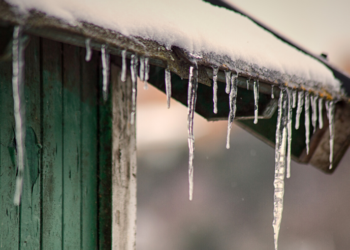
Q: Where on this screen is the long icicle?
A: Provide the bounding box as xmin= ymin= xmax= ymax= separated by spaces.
xmin=12 ymin=26 xmax=26 ymax=206
xmin=139 ymin=56 xmax=145 ymax=82
xmin=311 ymin=95 xmax=318 ymax=133
xmin=121 ymin=50 xmax=127 ymax=82
xmin=318 ymin=98 xmax=323 ymax=129
xmin=85 ymin=38 xmax=92 ymax=62
xmin=212 ymin=66 xmax=219 ymax=114
xmin=273 ymin=89 xmax=287 ymax=250
xmin=165 ymin=68 xmax=172 ymax=108
xmin=286 ymin=88 xmax=292 ymax=178
xmin=295 ymin=90 xmax=304 ymax=130
xmin=304 ymin=91 xmax=310 ymax=154
xmin=144 ymin=57 xmax=150 ymax=89
xmin=253 ymin=80 xmax=259 ymax=124
xmin=326 ymin=101 xmax=335 ymax=169
xmin=292 ymin=89 xmax=297 ymax=108
xmin=187 ymin=63 xmax=198 ymax=201
xmin=130 ymin=54 xmax=138 ymax=125
xmin=101 ymin=44 xmax=110 ymax=101
xmin=226 ymin=73 xmax=238 ymax=149
xmin=225 ymin=71 xmax=231 ymax=94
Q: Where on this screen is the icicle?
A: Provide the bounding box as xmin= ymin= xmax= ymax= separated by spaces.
xmin=253 ymin=80 xmax=259 ymax=124
xmin=144 ymin=57 xmax=150 ymax=89
xmin=12 ymin=26 xmax=26 ymax=206
xmin=247 ymin=78 xmax=250 ymax=90
xmin=295 ymin=91 xmax=304 ymax=130
xmin=273 ymin=89 xmax=287 ymax=250
xmin=226 ymin=73 xmax=238 ymax=149
xmin=304 ymin=92 xmax=310 ymax=154
xmin=130 ymin=54 xmax=138 ymax=124
xmin=212 ymin=66 xmax=219 ymax=114
xmin=310 ymin=95 xmax=318 ymax=133
xmin=85 ymin=38 xmax=92 ymax=62
xmin=318 ymin=98 xmax=323 ymax=129
xmin=121 ymin=50 xmax=127 ymax=82
xmin=139 ymin=56 xmax=145 ymax=82
xmin=225 ymin=71 xmax=231 ymax=94
xmin=187 ymin=63 xmax=199 ymax=201
xmin=165 ymin=68 xmax=172 ymax=109
xmin=271 ymin=85 xmax=274 ymax=99
xmin=101 ymin=44 xmax=110 ymax=101
xmin=292 ymin=89 xmax=297 ymax=108
xmin=326 ymin=101 xmax=335 ymax=169
xmin=286 ymin=88 xmax=292 ymax=178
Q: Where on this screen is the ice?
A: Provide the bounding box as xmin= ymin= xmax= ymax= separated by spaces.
xmin=273 ymin=89 xmax=288 ymax=250
xmin=326 ymin=101 xmax=335 ymax=169
xmin=271 ymin=85 xmax=274 ymax=99
xmin=85 ymin=38 xmax=92 ymax=62
xmin=139 ymin=56 xmax=145 ymax=81
xmin=165 ymin=68 xmax=171 ymax=108
xmin=304 ymin=92 xmax=310 ymax=154
xmin=318 ymin=98 xmax=323 ymax=129
xmin=130 ymin=54 xmax=138 ymax=124
xmin=292 ymin=89 xmax=297 ymax=108
xmin=311 ymin=95 xmax=318 ymax=133
xmin=187 ymin=63 xmax=198 ymax=201
xmin=101 ymin=44 xmax=110 ymax=101
xmin=12 ymin=26 xmax=26 ymax=206
xmin=286 ymin=88 xmax=292 ymax=178
xmin=253 ymin=80 xmax=259 ymax=124
xmin=144 ymin=57 xmax=150 ymax=89
xmin=212 ymin=66 xmax=219 ymax=114
xmin=121 ymin=49 xmax=127 ymax=82
xmin=225 ymin=71 xmax=231 ymax=94
xmin=247 ymin=78 xmax=250 ymax=90
xmin=295 ymin=91 xmax=304 ymax=130
xmin=226 ymin=73 xmax=238 ymax=149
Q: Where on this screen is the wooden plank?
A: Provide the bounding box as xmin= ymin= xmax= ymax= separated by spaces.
xmin=62 ymin=44 xmax=82 ymax=250
xmin=19 ymin=35 xmax=41 ymax=249
xmin=0 ymin=51 xmax=19 ymax=249
xmin=111 ymin=64 xmax=137 ymax=250
xmin=41 ymin=38 xmax=63 ymax=249
xmin=81 ymin=49 xmax=98 ymax=249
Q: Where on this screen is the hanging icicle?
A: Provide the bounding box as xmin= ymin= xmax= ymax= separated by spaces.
xmin=318 ymin=98 xmax=323 ymax=129
xmin=139 ymin=56 xmax=145 ymax=82
xmin=247 ymin=78 xmax=250 ymax=90
xmin=295 ymin=91 xmax=304 ymax=130
xmin=212 ymin=66 xmax=219 ymax=114
xmin=165 ymin=68 xmax=172 ymax=108
xmin=226 ymin=73 xmax=238 ymax=149
xmin=253 ymin=80 xmax=259 ymax=124
xmin=271 ymin=85 xmax=274 ymax=99
xmin=326 ymin=100 xmax=335 ymax=169
xmin=144 ymin=57 xmax=150 ymax=90
xmin=121 ymin=50 xmax=127 ymax=82
xmin=130 ymin=54 xmax=138 ymax=125
xmin=85 ymin=38 xmax=92 ymax=62
xmin=101 ymin=44 xmax=110 ymax=101
xmin=187 ymin=62 xmax=199 ymax=201
xmin=311 ymin=95 xmax=318 ymax=133
xmin=286 ymin=88 xmax=292 ymax=179
xmin=304 ymin=91 xmax=310 ymax=155
xmin=273 ymin=89 xmax=288 ymax=250
xmin=12 ymin=26 xmax=26 ymax=206
xmin=225 ymin=71 xmax=231 ymax=94
xmin=292 ymin=89 xmax=297 ymax=108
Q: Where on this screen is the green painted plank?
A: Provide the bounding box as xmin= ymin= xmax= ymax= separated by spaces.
xmin=41 ymin=38 xmax=63 ymax=250
xmin=0 ymin=56 xmax=19 ymax=249
xmin=19 ymin=35 xmax=41 ymax=250
xmin=81 ymin=50 xmax=98 ymax=249
xmin=62 ymin=44 xmax=81 ymax=250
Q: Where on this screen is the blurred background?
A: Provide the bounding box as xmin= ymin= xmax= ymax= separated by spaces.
xmin=136 ymin=0 xmax=350 ymax=249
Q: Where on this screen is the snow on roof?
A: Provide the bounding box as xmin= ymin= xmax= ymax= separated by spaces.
xmin=5 ymin=0 xmax=343 ymax=95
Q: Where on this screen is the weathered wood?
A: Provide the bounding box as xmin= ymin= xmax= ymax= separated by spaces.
xmin=111 ymin=64 xmax=137 ymax=250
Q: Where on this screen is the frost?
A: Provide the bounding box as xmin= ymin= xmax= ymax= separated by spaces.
xmin=318 ymin=98 xmax=323 ymax=129
xmin=253 ymin=80 xmax=259 ymax=124
xmin=101 ymin=44 xmax=110 ymax=101
xmin=225 ymin=71 xmax=231 ymax=94
xmin=12 ymin=26 xmax=26 ymax=206
xmin=226 ymin=73 xmax=238 ymax=149
xmin=326 ymin=100 xmax=335 ymax=169
xmin=304 ymin=92 xmax=310 ymax=154
xmin=187 ymin=63 xmax=198 ymax=201
xmin=311 ymin=95 xmax=318 ymax=133
xmin=165 ymin=68 xmax=171 ymax=108
xmin=212 ymin=66 xmax=219 ymax=114
xmin=130 ymin=54 xmax=138 ymax=124
xmin=85 ymin=38 xmax=92 ymax=62
xmin=295 ymin=91 xmax=304 ymax=130
xmin=121 ymin=49 xmax=127 ymax=82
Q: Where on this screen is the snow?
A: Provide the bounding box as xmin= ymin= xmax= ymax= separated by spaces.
xmin=5 ymin=0 xmax=342 ymax=92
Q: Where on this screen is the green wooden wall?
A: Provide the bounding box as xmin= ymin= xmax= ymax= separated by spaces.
xmin=0 ymin=36 xmax=112 ymax=249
